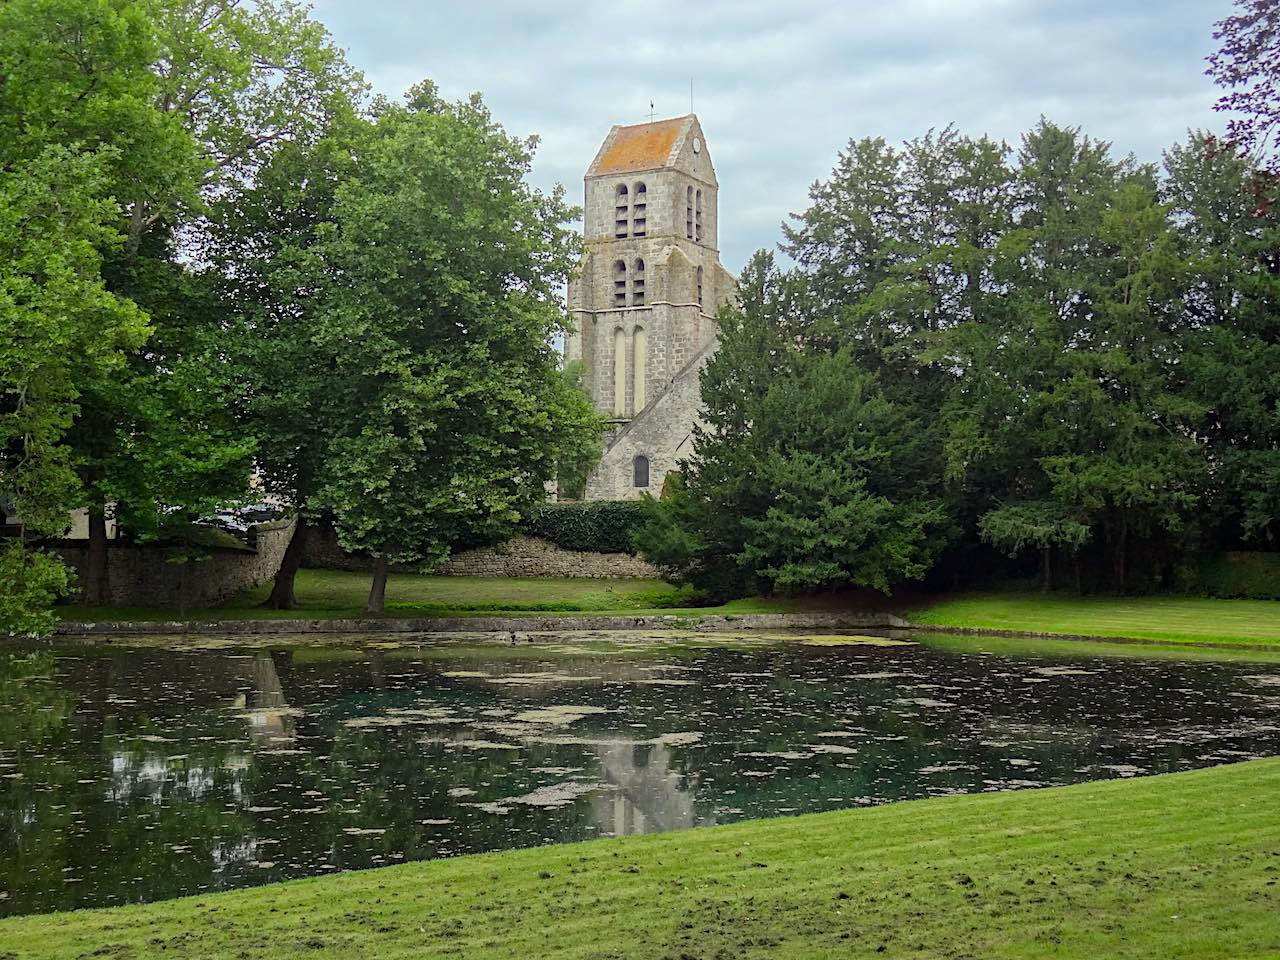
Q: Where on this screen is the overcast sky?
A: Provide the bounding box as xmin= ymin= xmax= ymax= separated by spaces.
xmin=309 ymin=0 xmax=1236 ymax=273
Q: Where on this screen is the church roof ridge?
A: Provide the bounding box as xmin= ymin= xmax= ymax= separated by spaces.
xmin=588 ymin=114 xmax=699 ymax=177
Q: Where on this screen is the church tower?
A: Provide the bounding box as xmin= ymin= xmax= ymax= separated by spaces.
xmin=564 ymin=114 xmax=735 ymax=499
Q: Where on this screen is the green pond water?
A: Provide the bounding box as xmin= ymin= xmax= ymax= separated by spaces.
xmin=2 ymin=630 xmax=1279 ymax=916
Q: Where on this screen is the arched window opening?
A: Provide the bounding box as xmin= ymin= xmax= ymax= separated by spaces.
xmin=686 ymin=186 xmax=694 ymax=240
xmin=613 ymin=259 xmax=627 ymax=307
xmin=695 ymin=189 xmax=703 ymax=242
xmin=633 ymin=455 xmax=650 ymax=488
xmin=632 ymin=182 xmax=647 ymax=237
xmin=631 ymin=257 xmax=645 ymax=306
xmin=612 ymin=327 xmax=626 ymax=416
xmin=632 ymin=326 xmax=647 ymax=411
xmin=614 ymin=184 xmax=629 ymax=239
xmin=696 ymin=266 xmax=704 ymax=307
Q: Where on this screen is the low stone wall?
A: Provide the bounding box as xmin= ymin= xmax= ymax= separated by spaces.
xmin=438 ymin=535 xmax=662 ymax=580
xmin=52 ymin=517 xmax=296 ymax=608
xmin=301 ymin=524 xmax=661 ymax=580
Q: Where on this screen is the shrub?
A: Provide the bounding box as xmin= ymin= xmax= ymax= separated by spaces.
xmin=1198 ymin=551 xmax=1280 ymax=600
xmin=521 ymin=501 xmax=646 ymax=554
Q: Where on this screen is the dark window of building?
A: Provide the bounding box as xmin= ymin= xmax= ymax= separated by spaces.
xmin=686 ymin=186 xmax=694 ymax=239
xmin=695 ymin=189 xmax=703 ymax=242
xmin=613 ymin=259 xmax=627 ymax=306
xmin=631 ymin=257 xmax=645 ymax=305
xmin=632 ymin=181 xmax=647 ymax=237
xmin=633 ymin=454 xmax=650 ymax=488
xmin=697 ymin=265 xmax=704 ymax=307
xmin=615 ymin=184 xmax=629 ymax=239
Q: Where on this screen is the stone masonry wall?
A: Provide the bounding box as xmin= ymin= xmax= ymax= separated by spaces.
xmin=53 ymin=516 xmax=297 ymax=608
xmin=301 ymin=524 xmax=661 ymax=580
xmin=439 ymin=536 xmax=662 ymax=579
xmin=584 ymin=338 xmax=715 ymax=500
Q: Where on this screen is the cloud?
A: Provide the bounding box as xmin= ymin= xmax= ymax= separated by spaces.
xmin=310 ymin=0 xmax=1235 ymax=272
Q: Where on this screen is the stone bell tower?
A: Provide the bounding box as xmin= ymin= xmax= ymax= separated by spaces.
xmin=564 ymin=114 xmax=735 ymax=499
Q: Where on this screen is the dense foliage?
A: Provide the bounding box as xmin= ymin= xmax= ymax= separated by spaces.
xmin=1197 ymin=552 xmax=1280 ymax=600
xmin=639 ymin=122 xmax=1280 ymax=596
xmin=523 ymin=501 xmax=647 ymax=554
xmin=0 ymin=1 xmax=598 ymax=627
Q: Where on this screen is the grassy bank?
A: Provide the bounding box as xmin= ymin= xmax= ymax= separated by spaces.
xmin=908 ymin=593 xmax=1280 ymax=647
xmin=2 ymin=759 xmax=1276 ymax=958
xmin=58 ymin=571 xmax=795 ymax=622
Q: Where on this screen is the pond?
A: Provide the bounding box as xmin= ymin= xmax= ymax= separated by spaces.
xmin=2 ymin=630 xmax=1280 ymax=916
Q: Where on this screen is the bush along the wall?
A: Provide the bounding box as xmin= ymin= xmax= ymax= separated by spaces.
xmin=1198 ymin=551 xmax=1280 ymax=600
xmin=521 ymin=501 xmax=646 ymax=554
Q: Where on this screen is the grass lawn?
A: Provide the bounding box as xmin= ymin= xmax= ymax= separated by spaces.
xmin=2 ymin=759 xmax=1277 ymax=959
xmin=907 ymin=593 xmax=1280 ymax=647
xmin=57 ymin=569 xmax=797 ymax=622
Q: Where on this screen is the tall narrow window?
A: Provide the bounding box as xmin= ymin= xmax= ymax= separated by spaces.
xmin=696 ymin=266 xmax=704 ymax=307
xmin=631 ymin=257 xmax=645 ymax=306
xmin=614 ymin=184 xmax=629 ymax=239
xmin=695 ymin=189 xmax=703 ymax=242
xmin=633 ymin=455 xmax=650 ymax=488
xmin=632 ymin=182 xmax=647 ymax=237
xmin=632 ymin=326 xmax=647 ymax=411
xmin=612 ymin=327 xmax=626 ymax=416
xmin=685 ymin=186 xmax=694 ymax=239
xmin=613 ymin=259 xmax=627 ymax=307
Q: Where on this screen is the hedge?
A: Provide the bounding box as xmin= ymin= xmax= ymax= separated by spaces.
xmin=1198 ymin=551 xmax=1280 ymax=600
xmin=521 ymin=501 xmax=647 ymax=554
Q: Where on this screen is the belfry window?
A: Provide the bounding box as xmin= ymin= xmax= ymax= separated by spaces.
xmin=686 ymin=186 xmax=694 ymax=240
xmin=631 ymin=257 xmax=645 ymax=306
xmin=613 ymin=259 xmax=627 ymax=307
xmin=633 ymin=454 xmax=650 ymax=488
xmin=632 ymin=182 xmax=647 ymax=237
xmin=614 ymin=184 xmax=629 ymax=239
xmin=695 ymin=189 xmax=703 ymax=242
xmin=696 ymin=266 xmax=704 ymax=307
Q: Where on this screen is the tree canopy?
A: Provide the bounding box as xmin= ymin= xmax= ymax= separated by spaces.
xmin=640 ymin=121 xmax=1280 ymax=597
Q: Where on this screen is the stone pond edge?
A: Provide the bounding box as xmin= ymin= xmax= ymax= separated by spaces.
xmin=54 ymin=612 xmax=906 ymax=636
xmin=46 ymin=613 xmax=1278 ymax=651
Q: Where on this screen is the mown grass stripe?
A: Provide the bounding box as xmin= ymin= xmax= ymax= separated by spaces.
xmin=2 ymin=759 xmax=1278 ymax=958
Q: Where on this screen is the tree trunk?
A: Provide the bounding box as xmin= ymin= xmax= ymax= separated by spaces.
xmin=1112 ymin=515 xmax=1128 ymax=595
xmin=261 ymin=515 xmax=309 ymax=610
xmin=84 ymin=507 xmax=110 ymax=605
xmin=1042 ymin=545 xmax=1053 ymax=593
xmin=367 ymin=552 xmax=389 ymax=615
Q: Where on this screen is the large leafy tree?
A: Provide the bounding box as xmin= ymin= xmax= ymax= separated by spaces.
xmin=60 ymin=0 xmax=362 ymax=603
xmin=0 ymin=0 xmax=155 ymax=630
xmin=210 ymin=109 xmax=362 ymax=609
xmin=234 ymin=84 xmax=592 ymax=612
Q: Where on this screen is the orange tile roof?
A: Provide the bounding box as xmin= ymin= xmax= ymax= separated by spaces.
xmin=595 ymin=117 xmax=688 ymax=174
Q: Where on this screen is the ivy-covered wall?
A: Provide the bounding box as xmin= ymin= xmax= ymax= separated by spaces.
xmin=521 ymin=501 xmax=646 ymax=553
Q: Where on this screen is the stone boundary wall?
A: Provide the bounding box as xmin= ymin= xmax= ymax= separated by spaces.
xmin=302 ymin=525 xmax=662 ymax=580
xmin=52 ymin=516 xmax=296 ymax=608
xmin=438 ymin=535 xmax=662 ymax=580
